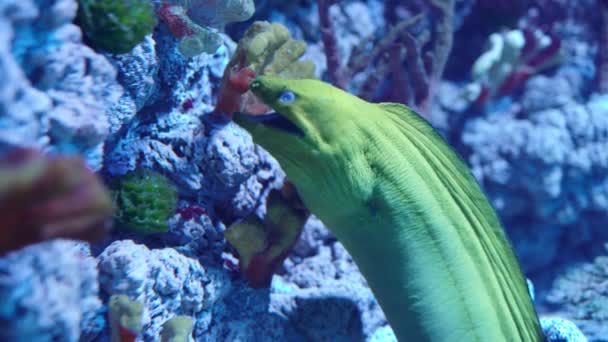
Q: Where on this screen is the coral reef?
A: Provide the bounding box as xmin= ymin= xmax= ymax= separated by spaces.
xmin=0 ymin=240 xmax=102 ymax=342
xmin=103 ymin=22 xmax=282 ymax=221
xmin=113 ymin=170 xmax=178 ymax=234
xmin=313 ymin=0 xmax=455 ymax=114
xmin=426 ymin=2 xmax=608 ymax=298
xmin=106 ymin=35 xmax=158 ymax=116
xmin=0 ymin=0 xmax=123 ymax=170
xmin=76 ymin=0 xmax=157 ymax=54
xmin=0 ymin=148 xmax=113 ymax=255
xmin=460 ymin=84 xmax=608 ymax=274
xmin=0 ymin=0 xmax=605 ymax=340
xmin=272 ymin=218 xmax=389 ymax=341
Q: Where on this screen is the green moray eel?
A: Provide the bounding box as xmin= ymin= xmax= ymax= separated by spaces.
xmin=233 ymin=76 xmax=543 ymax=341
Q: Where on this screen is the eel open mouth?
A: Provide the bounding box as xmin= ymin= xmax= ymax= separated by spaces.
xmin=235 ymin=112 xmax=304 ymax=136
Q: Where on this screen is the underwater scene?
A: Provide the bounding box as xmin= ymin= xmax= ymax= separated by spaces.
xmin=0 ymin=0 xmax=607 ymax=341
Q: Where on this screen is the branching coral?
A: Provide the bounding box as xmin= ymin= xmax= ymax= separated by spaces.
xmin=113 ymin=170 xmax=178 ymax=234
xmin=0 ymin=148 xmax=113 ymax=255
xmin=466 ymin=28 xmax=562 ymax=106
xmin=225 ymin=183 xmax=309 ymax=288
xmin=76 ymin=0 xmax=157 ymax=54
xmin=108 ymin=295 xmax=144 ymax=342
xmin=157 ymin=0 xmax=255 ymax=57
xmin=316 ymin=0 xmax=455 ymax=114
xmin=160 ymin=316 xmax=194 ymax=342
xmin=213 ymin=21 xmax=315 ymax=120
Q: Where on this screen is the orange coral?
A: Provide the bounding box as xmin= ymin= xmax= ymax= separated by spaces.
xmin=0 ymin=148 xmax=113 ymax=255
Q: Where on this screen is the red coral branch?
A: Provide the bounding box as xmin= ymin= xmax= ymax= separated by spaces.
xmin=526 ymin=35 xmax=561 ymax=68
xmin=157 ymin=4 xmax=195 ymax=38
xmin=212 ymin=67 xmax=259 ymax=122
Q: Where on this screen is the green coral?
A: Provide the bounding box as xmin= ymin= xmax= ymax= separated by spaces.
xmin=77 ymin=0 xmax=157 ymax=54
xmin=236 ymin=21 xmax=315 ymax=79
xmin=113 ymin=170 xmax=177 ymax=234
xmin=160 ymin=316 xmax=194 ymax=342
xmin=108 ymin=295 xmax=144 ymax=342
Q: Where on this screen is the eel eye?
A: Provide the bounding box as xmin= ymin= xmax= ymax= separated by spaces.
xmin=279 ymin=91 xmax=296 ymax=104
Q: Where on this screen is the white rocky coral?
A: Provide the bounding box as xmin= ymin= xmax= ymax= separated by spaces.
xmin=0 ymin=0 xmax=123 ymax=170
xmin=0 ymin=240 xmax=102 ymax=342
xmin=97 ymin=240 xmax=208 ymax=340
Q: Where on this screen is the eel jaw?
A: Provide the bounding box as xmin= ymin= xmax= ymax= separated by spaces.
xmin=233 ymin=111 xmax=305 ymax=137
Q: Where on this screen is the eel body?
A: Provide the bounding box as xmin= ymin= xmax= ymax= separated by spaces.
xmin=234 ymin=76 xmax=543 ymax=341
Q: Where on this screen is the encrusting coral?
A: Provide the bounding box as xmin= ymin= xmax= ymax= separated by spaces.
xmin=0 ymin=148 xmax=113 ymax=255
xmin=76 ymin=0 xmax=157 ymax=54
xmin=113 ymin=170 xmax=178 ymax=234
xmin=157 ymin=0 xmax=255 ymax=57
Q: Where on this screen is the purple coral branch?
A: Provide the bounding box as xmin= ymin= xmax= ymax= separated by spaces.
xmin=358 ymin=55 xmax=390 ymax=100
xmin=317 ymin=0 xmax=347 ymax=89
xmin=597 ymin=0 xmax=608 ymax=93
xmin=427 ymin=0 xmax=454 ymax=84
xmin=346 ymin=14 xmax=424 ymax=78
xmin=315 ymin=0 xmax=454 ymax=116
xmin=527 ymin=35 xmax=561 ymax=68
xmin=403 ymin=32 xmax=430 ymax=106
xmin=417 ymin=0 xmax=454 ymax=113
xmin=388 ymin=44 xmax=411 ymax=104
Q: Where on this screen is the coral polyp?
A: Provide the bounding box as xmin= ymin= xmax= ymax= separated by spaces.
xmin=113 ymin=170 xmax=178 ymax=234
xmin=77 ymin=0 xmax=157 ymax=54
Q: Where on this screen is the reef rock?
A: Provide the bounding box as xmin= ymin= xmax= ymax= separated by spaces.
xmin=0 ymin=240 xmax=102 ymax=342
xmin=97 ymin=240 xmax=208 ymax=340
xmin=0 ymin=0 xmax=123 ymax=170
xmin=462 ymin=90 xmax=608 ymax=273
xmin=546 ymin=248 xmax=608 ymax=341
xmin=272 ymin=217 xmax=390 ymax=342
xmin=104 ymin=24 xmax=283 ymax=216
